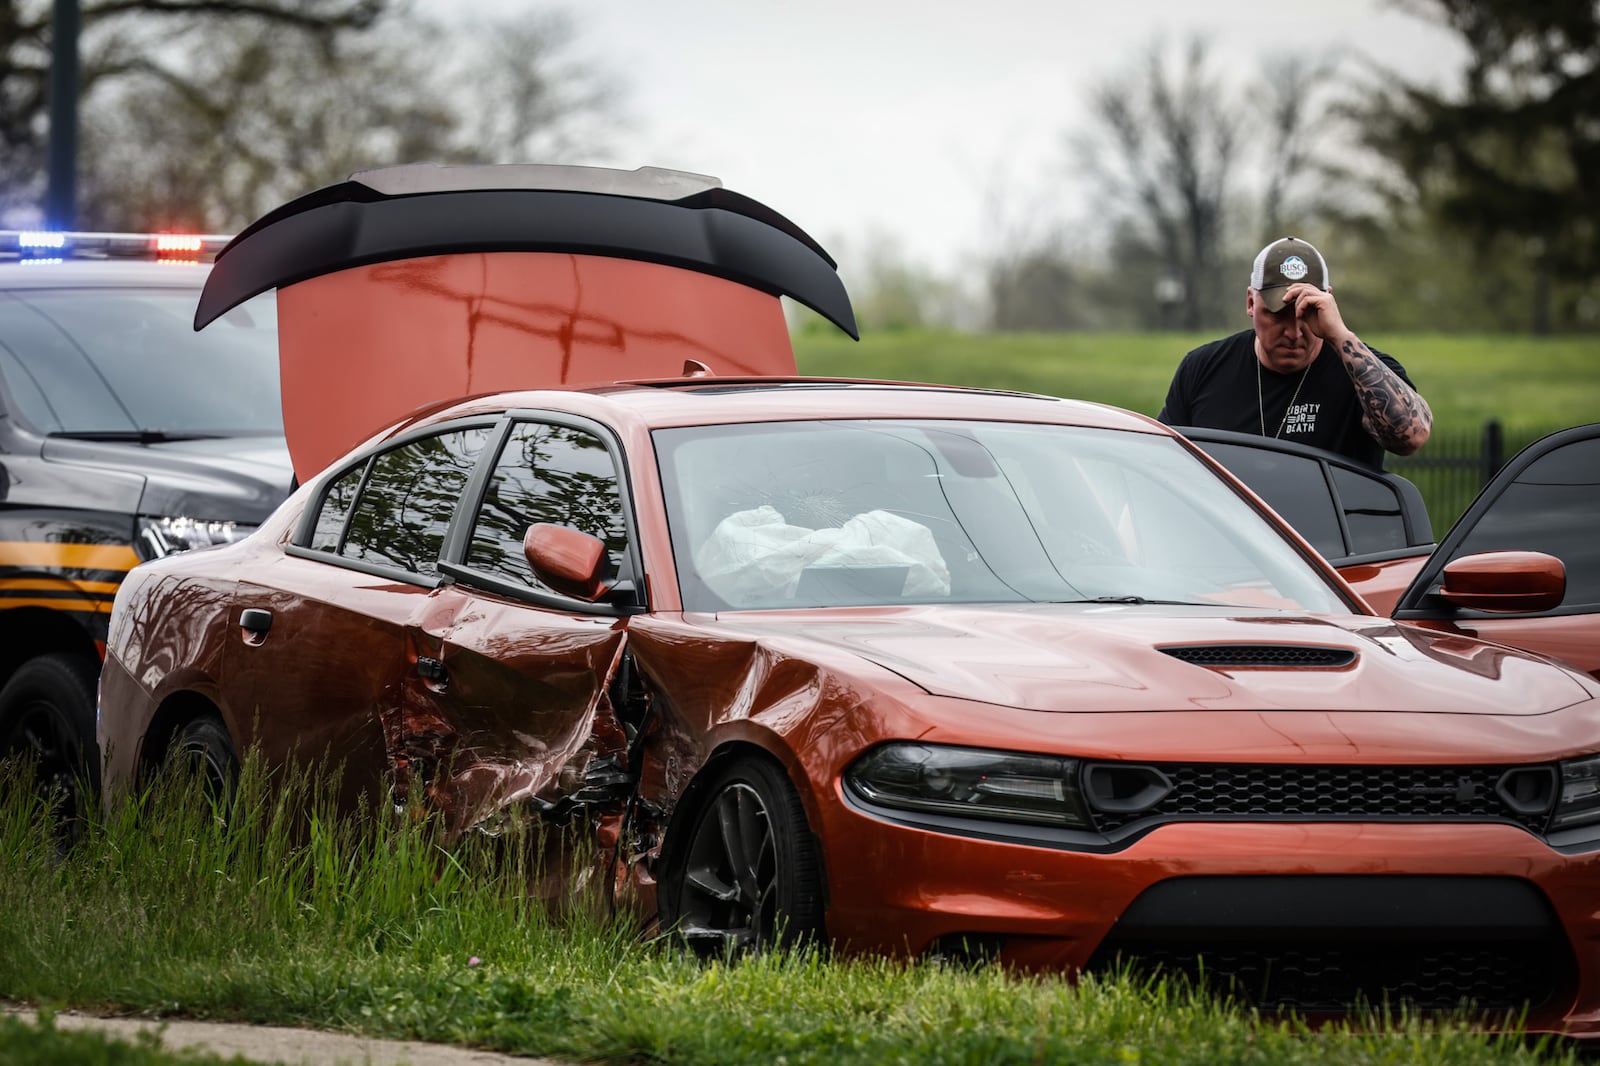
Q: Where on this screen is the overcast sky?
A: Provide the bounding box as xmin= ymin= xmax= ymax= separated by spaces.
xmin=430 ymin=1 xmax=1468 ymax=281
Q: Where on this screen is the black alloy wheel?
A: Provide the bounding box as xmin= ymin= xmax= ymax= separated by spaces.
xmin=664 ymin=756 xmax=824 ymax=956
xmin=170 ymin=715 xmax=239 ymax=809
xmin=0 ymin=653 xmax=100 ymax=846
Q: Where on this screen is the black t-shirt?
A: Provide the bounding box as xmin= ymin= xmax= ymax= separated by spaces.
xmin=1157 ymin=329 xmax=1416 ymax=469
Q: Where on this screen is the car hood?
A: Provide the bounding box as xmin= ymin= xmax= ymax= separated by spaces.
xmin=42 ymin=435 xmax=294 ymax=524
xmin=710 ymin=603 xmax=1592 ymax=716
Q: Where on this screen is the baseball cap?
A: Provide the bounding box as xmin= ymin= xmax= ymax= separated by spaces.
xmin=1250 ymin=237 xmax=1330 ymax=312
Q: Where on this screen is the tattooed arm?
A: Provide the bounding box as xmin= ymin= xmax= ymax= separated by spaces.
xmin=1332 ymin=334 xmax=1433 ymax=454
xmin=1279 ymin=283 xmax=1433 ymax=455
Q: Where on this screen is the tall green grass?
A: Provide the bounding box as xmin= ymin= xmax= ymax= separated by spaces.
xmin=0 ymin=757 xmax=1578 ymax=1065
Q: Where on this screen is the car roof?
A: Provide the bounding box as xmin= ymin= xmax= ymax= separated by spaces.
xmin=388 ymin=378 xmax=1167 ymax=438
xmin=0 ymin=259 xmax=213 ymax=291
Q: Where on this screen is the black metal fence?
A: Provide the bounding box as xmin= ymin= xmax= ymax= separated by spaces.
xmin=1387 ymin=420 xmax=1564 ymax=535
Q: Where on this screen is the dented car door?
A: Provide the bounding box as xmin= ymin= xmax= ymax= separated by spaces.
xmin=406 ymin=416 xmax=642 ymax=834
xmin=223 ymin=423 xmax=497 ymax=808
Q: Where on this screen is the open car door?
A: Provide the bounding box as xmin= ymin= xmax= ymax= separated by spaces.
xmin=1189 ymin=423 xmax=1600 ymax=681
xmin=1392 ymin=423 xmax=1600 ymax=681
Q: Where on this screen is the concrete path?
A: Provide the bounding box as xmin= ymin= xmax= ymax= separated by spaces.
xmin=5 ymin=1007 xmax=571 ymax=1065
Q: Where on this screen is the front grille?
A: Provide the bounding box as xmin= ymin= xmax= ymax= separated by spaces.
xmin=1093 ymin=941 xmax=1566 ymax=1014
xmin=1086 ymin=762 xmax=1550 ymax=835
xmin=1088 ymin=876 xmax=1575 ymax=1016
xmin=1159 ymin=644 xmax=1357 ymax=668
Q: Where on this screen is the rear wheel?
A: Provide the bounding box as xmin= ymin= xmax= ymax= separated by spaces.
xmin=661 ymin=756 xmax=824 ymax=955
xmin=0 ymin=653 xmax=101 ymax=844
xmin=167 ymin=715 xmax=239 ymax=809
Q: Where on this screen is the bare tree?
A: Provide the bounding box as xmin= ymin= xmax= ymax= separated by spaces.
xmin=447 ymin=10 xmax=623 ymax=165
xmin=83 ymin=10 xmax=624 ymax=230
xmin=77 ymin=16 xmax=449 ymax=229
xmin=2 ymin=0 xmax=387 ymax=222
xmin=1075 ymin=37 xmax=1242 ymax=330
xmin=1256 ymin=56 xmax=1342 ymax=240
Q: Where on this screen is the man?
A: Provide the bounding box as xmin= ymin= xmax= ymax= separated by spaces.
xmin=1158 ymin=237 xmax=1431 ymax=468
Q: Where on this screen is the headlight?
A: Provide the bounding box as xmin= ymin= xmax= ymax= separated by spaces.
xmin=845 ymin=743 xmax=1091 ymax=828
xmin=1551 ymin=754 xmax=1600 ymax=832
xmin=136 ymin=516 xmax=257 ymax=561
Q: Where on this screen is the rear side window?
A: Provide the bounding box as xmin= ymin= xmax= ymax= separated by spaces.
xmin=309 ymin=465 xmax=364 ymax=553
xmin=465 ymin=421 xmax=628 ymax=593
xmin=1330 ymin=466 xmax=1407 ymax=556
xmin=318 ymin=426 xmax=493 ymax=576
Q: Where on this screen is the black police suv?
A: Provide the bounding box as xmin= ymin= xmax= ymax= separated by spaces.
xmin=0 ymin=231 xmax=292 ymax=825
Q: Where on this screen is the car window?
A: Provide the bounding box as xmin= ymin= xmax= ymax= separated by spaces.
xmin=1196 ymin=441 xmax=1343 ymax=558
xmin=1329 ymin=466 xmax=1409 ymax=555
xmin=465 ymin=421 xmax=629 ymax=593
xmin=1445 ymin=435 xmax=1600 ymax=609
xmin=334 ymin=427 xmax=494 ymax=576
xmin=1193 ymin=436 xmax=1424 ymax=562
xmin=0 ymin=288 xmax=282 ymax=435
xmin=309 ymin=464 xmax=365 ymax=553
xmin=655 ymin=420 xmax=1350 ymax=613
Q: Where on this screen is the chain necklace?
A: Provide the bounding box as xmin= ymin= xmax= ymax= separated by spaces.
xmin=1258 ymin=358 xmax=1312 ymax=439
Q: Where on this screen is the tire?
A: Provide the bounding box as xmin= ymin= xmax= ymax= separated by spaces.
xmin=660 ymin=756 xmax=825 ymax=956
xmin=0 ymin=653 xmax=101 ymax=843
xmin=168 ymin=715 xmax=239 ymax=809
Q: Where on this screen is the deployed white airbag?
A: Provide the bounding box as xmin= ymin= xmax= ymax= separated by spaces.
xmin=696 ymin=505 xmax=951 ymax=605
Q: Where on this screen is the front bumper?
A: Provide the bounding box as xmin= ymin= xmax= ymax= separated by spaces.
xmin=819 ymin=794 xmax=1600 ymax=1037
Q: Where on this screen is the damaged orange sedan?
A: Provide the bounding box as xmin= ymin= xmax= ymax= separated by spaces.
xmin=98 ymin=165 xmax=1600 ymax=1036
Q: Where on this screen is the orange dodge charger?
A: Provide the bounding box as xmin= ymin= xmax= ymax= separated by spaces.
xmin=98 ymin=164 xmax=1600 ymax=1036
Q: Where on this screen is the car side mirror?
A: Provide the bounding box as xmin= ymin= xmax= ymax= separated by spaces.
xmin=523 ymin=523 xmax=610 ymax=602
xmin=1437 ymin=550 xmax=1565 ymax=613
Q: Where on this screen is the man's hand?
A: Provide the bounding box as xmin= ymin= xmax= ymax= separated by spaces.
xmin=1280 ymin=282 xmax=1433 ymax=455
xmin=1281 ymin=282 xmax=1349 ymax=342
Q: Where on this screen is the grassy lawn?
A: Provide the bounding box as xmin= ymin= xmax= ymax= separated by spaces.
xmin=792 ymin=328 xmax=1600 ymax=433
xmin=794 ymin=328 xmax=1599 ymax=529
xmin=0 ymin=761 xmax=1578 ymax=1066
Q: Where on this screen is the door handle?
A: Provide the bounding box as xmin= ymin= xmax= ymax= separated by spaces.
xmin=417 ymin=656 xmax=448 ymax=682
xmin=239 ymin=608 xmax=273 ymax=634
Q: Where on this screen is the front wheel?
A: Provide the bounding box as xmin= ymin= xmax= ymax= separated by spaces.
xmin=659 ymin=756 xmax=824 ymax=956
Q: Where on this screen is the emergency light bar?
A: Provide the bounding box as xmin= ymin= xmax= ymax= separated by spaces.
xmin=0 ymin=230 xmax=233 ymax=263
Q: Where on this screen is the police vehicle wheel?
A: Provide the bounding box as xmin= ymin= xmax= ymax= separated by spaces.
xmin=0 ymin=653 xmax=100 ymax=845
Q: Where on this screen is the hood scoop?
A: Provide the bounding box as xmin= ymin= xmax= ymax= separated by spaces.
xmin=1159 ymin=644 xmax=1358 ymax=669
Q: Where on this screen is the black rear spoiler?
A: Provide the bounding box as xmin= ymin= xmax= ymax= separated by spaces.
xmin=195 ymin=163 xmax=858 ymax=338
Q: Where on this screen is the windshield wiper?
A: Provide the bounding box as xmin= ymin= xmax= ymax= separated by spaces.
xmin=1075 ymin=595 xmax=1214 ymax=606
xmin=48 ymin=430 xmax=224 ymax=443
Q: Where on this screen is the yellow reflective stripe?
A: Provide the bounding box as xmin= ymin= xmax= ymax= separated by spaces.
xmin=0 ymin=542 xmax=141 ymax=571
xmin=0 ymin=578 xmax=123 ymax=594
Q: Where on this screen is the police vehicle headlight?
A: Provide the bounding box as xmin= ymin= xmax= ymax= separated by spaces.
xmin=135 ymin=516 xmax=257 ymax=560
